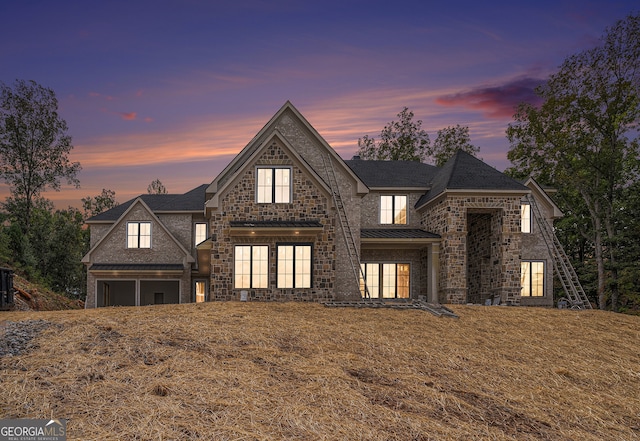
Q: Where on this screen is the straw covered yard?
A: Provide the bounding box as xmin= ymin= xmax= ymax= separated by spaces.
xmin=1 ymin=303 xmax=639 ymax=440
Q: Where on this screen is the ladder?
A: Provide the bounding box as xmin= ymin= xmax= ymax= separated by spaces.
xmin=526 ymin=195 xmax=592 ymax=309
xmin=322 ymin=154 xmax=370 ymax=299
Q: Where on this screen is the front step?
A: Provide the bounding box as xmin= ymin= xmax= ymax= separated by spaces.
xmin=323 ymin=299 xmax=459 ymax=318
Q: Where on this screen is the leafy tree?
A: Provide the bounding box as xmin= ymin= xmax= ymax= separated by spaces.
xmin=0 ymin=80 xmax=81 ymax=230
xmin=432 ymin=125 xmax=480 ymax=166
xmin=82 ymin=188 xmax=118 ymax=219
xmin=147 ymin=178 xmax=168 ymax=194
xmin=506 ymin=14 xmax=640 ymax=311
xmin=357 ymin=107 xmax=430 ymax=161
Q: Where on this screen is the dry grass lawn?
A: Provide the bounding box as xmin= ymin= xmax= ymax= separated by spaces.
xmin=1 ymin=303 xmax=639 ymax=440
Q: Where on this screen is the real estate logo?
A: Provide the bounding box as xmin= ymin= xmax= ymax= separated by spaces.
xmin=0 ymin=419 xmax=66 ymax=441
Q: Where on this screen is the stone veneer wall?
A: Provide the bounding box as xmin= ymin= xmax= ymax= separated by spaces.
xmin=421 ymin=195 xmax=523 ymax=305
xmin=209 ymin=140 xmax=339 ymax=302
xmin=274 ymin=113 xmax=363 ymax=300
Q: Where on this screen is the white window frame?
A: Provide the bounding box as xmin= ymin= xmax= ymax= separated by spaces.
xmin=234 ymin=245 xmax=269 ymax=289
xmin=256 ymin=167 xmax=291 ymax=203
xmin=521 ymin=261 xmax=544 ymax=297
xmin=127 ymin=222 xmax=151 ymax=248
xmin=380 ymin=195 xmax=407 ymax=225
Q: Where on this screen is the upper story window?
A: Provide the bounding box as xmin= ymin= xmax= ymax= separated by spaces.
xmin=521 ymin=203 xmax=532 ymax=233
xmin=380 ymin=195 xmax=407 ymax=224
xmin=195 ymin=222 xmax=208 ymax=246
xmin=256 ymin=167 xmax=291 ymax=203
xmin=127 ymin=222 xmax=151 ymax=248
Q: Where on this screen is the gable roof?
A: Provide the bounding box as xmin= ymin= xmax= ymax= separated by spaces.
xmin=416 ymin=150 xmax=529 ymax=208
xmin=86 ymin=184 xmax=207 ymax=222
xmin=206 ymin=101 xmax=367 ymax=197
xmin=82 ymin=198 xmax=195 ymax=264
xmin=345 ymin=159 xmax=438 ymax=188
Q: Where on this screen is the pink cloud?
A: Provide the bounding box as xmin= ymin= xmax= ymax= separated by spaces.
xmin=144 ymin=117 xmax=153 ymax=123
xmin=89 ymin=91 xmax=114 ymax=101
xmin=119 ymin=112 xmax=137 ymax=121
xmin=435 ymin=77 xmax=545 ymax=119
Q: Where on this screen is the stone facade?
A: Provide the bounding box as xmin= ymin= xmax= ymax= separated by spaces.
xmin=209 ymin=139 xmax=340 ymax=302
xmin=421 ymin=194 xmax=523 ymax=305
xmin=84 ymin=102 xmax=562 ymax=309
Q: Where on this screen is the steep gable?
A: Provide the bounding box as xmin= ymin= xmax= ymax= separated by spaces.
xmin=206 ymin=101 xmax=367 ymax=201
xmin=82 ymin=198 xmax=195 ymax=265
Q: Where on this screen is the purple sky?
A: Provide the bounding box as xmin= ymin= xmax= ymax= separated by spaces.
xmin=1 ymin=0 xmax=637 ymax=208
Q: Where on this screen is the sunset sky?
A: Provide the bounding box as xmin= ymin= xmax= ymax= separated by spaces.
xmin=1 ymin=0 xmax=637 ymax=208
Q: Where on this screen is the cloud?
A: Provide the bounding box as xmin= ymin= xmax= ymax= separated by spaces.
xmin=435 ymin=77 xmax=545 ymax=118
xmin=119 ymin=112 xmax=137 ymax=121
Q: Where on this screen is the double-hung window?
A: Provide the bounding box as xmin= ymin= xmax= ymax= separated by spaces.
xmin=521 ymin=261 xmax=544 ymax=297
xmin=360 ymin=263 xmax=410 ymax=298
xmin=127 ymin=222 xmax=151 ymax=248
xmin=257 ymin=167 xmax=291 ymax=203
xmin=277 ymin=244 xmax=312 ymax=288
xmin=380 ymin=195 xmax=407 ymax=224
xmin=521 ymin=203 xmax=532 ymax=233
xmin=234 ymin=245 xmax=269 ymax=289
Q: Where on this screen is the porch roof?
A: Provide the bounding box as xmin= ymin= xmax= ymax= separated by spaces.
xmin=361 ymin=228 xmax=440 ymax=239
xmin=89 ymin=264 xmax=185 ymax=272
xmin=229 ymin=220 xmax=323 ymax=237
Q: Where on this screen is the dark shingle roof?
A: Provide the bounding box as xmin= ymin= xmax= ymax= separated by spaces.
xmin=87 ymin=184 xmax=208 ymax=222
xmin=345 ymin=159 xmax=438 ymax=188
xmin=361 ymin=228 xmax=440 ymax=239
xmin=416 ymin=151 xmax=528 ymax=207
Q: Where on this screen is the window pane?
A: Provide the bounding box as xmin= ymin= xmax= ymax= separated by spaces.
xmin=257 ymin=168 xmax=272 ymax=203
xmin=127 ymin=223 xmax=138 ymax=248
xmin=397 ymin=263 xmax=410 ymax=298
xmin=394 ymin=196 xmax=407 ymax=225
xmin=521 ymin=204 xmax=531 ymax=233
xmin=521 ymin=262 xmax=531 ymax=296
xmin=139 ymin=222 xmax=151 ymax=248
xmin=195 ymin=223 xmax=207 ymax=246
xmin=366 ymin=263 xmax=380 ymax=298
xmin=278 ymin=245 xmax=294 ymax=288
xmin=295 ymin=245 xmax=311 ymax=288
xmin=275 ymin=169 xmax=291 ymax=203
xmin=235 ymin=246 xmax=251 ymax=288
xmin=380 ymin=196 xmax=393 ymax=224
xmin=252 ymin=246 xmax=269 ymax=288
xmin=195 ymin=281 xmax=206 ymax=303
xmin=382 ymin=263 xmax=396 ymax=298
xmin=532 ymin=261 xmax=544 ymax=296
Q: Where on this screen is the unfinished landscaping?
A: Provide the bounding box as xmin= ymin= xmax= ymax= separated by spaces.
xmin=1 ymin=303 xmax=639 ymax=440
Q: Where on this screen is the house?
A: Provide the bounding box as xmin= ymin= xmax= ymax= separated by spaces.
xmin=82 ymin=101 xmax=561 ymax=308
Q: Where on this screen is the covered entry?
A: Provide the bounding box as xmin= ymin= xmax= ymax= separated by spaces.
xmin=467 ymin=209 xmax=502 ymax=305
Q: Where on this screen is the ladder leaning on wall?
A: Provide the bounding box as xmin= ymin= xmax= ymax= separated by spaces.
xmin=322 ymin=154 xmax=370 ymax=299
xmin=526 ymin=194 xmax=592 ymax=309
